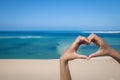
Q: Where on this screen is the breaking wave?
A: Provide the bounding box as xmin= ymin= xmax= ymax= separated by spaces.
xmin=81 ymin=31 xmax=120 ymax=33
xmin=0 ymin=36 xmax=43 ymax=39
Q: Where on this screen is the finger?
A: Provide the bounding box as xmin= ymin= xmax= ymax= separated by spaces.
xmin=88 ymin=33 xmax=96 ymax=43
xmin=87 ymin=51 xmax=100 ymax=60
xmin=88 ymin=33 xmax=101 ymax=47
xmin=75 ymin=54 xmax=87 ymax=59
xmin=71 ymin=36 xmax=89 ymax=50
xmin=75 ymin=36 xmax=89 ymax=44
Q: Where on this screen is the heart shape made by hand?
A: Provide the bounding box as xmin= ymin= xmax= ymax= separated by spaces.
xmin=60 ymin=33 xmax=111 ymax=61
xmin=77 ymin=33 xmax=111 ymax=59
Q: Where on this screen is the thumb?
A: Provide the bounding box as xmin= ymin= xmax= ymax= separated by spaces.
xmin=76 ymin=54 xmax=87 ymax=59
xmin=88 ymin=51 xmax=101 ymax=60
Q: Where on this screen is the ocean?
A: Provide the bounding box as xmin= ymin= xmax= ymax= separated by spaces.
xmin=0 ymin=30 xmax=120 ymax=59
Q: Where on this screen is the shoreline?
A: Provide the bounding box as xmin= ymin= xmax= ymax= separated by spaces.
xmin=0 ymin=56 xmax=120 ymax=80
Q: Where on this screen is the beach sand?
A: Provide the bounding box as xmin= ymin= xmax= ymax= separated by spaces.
xmin=0 ymin=56 xmax=120 ymax=80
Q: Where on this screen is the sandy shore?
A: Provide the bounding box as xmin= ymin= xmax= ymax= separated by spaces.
xmin=0 ymin=56 xmax=120 ymax=80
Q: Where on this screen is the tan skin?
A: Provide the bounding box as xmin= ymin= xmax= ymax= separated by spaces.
xmin=87 ymin=33 xmax=120 ymax=63
xmin=60 ymin=33 xmax=120 ymax=80
xmin=60 ymin=36 xmax=89 ymax=80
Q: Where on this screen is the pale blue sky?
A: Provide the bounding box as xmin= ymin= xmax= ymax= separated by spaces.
xmin=0 ymin=0 xmax=120 ymax=30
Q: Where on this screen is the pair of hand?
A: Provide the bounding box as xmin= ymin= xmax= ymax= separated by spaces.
xmin=60 ymin=33 xmax=113 ymax=62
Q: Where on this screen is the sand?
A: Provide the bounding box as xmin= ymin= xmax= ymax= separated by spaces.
xmin=0 ymin=56 xmax=120 ymax=80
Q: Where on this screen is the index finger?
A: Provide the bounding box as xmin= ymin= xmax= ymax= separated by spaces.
xmin=88 ymin=33 xmax=102 ymax=47
xmin=70 ymin=36 xmax=89 ymax=50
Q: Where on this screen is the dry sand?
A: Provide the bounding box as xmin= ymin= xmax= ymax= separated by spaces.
xmin=0 ymin=56 xmax=120 ymax=80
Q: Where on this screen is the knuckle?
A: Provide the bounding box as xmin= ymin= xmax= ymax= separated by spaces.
xmin=78 ymin=36 xmax=85 ymax=40
xmin=76 ymin=36 xmax=82 ymax=40
xmin=78 ymin=36 xmax=82 ymax=39
xmin=91 ymin=33 xmax=96 ymax=36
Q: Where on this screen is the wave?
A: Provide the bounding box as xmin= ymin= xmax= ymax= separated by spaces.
xmin=0 ymin=36 xmax=43 ymax=39
xmin=81 ymin=31 xmax=120 ymax=33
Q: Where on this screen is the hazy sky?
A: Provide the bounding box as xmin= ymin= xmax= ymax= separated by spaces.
xmin=0 ymin=0 xmax=120 ymax=30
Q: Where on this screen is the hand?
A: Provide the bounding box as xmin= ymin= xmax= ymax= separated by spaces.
xmin=88 ymin=33 xmax=114 ymax=59
xmin=60 ymin=36 xmax=89 ymax=62
xmin=60 ymin=36 xmax=90 ymax=80
xmin=60 ymin=34 xmax=120 ymax=80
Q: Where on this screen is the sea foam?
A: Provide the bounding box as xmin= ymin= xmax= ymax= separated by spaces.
xmin=81 ymin=31 xmax=120 ymax=33
xmin=0 ymin=36 xmax=42 ymax=39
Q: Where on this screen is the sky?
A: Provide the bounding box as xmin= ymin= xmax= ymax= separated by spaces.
xmin=0 ymin=0 xmax=120 ymax=30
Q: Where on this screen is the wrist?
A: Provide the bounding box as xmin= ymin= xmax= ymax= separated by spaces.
xmin=109 ymin=47 xmax=114 ymax=56
xmin=109 ymin=47 xmax=119 ymax=57
xmin=60 ymin=57 xmax=68 ymax=64
xmin=108 ymin=47 xmax=120 ymax=63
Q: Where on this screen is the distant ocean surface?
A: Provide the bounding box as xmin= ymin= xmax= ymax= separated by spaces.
xmin=0 ymin=30 xmax=120 ymax=59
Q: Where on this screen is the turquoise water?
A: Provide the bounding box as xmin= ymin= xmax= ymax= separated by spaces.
xmin=0 ymin=31 xmax=120 ymax=59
